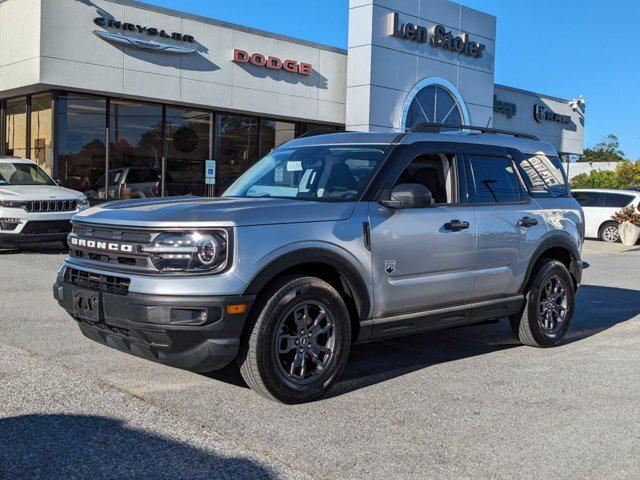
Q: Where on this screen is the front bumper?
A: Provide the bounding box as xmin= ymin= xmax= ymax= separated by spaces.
xmin=53 ymin=276 xmax=255 ymax=372
xmin=0 ymin=220 xmax=72 ymax=244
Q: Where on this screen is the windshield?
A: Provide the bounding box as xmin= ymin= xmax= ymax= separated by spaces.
xmin=0 ymin=162 xmax=56 ymax=186
xmin=222 ymin=145 xmax=391 ymax=201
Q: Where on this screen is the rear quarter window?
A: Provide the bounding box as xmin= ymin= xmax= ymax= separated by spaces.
xmin=603 ymin=193 xmax=635 ymax=208
xmin=517 ymin=154 xmax=568 ymax=197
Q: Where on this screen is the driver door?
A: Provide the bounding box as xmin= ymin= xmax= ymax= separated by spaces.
xmin=368 ymin=143 xmax=477 ymax=319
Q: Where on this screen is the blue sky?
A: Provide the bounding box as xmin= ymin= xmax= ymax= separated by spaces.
xmin=148 ymin=0 xmax=640 ymax=159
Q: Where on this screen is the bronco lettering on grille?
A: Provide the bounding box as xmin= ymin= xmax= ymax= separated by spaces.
xmin=69 ymin=236 xmax=134 ymax=253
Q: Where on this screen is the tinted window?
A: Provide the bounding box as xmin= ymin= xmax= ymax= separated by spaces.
xmin=466 ymin=155 xmax=523 ymax=203
xmin=603 ymin=193 xmax=635 ymax=208
xmin=572 ymin=192 xmax=602 ymax=207
xmin=517 ymin=154 xmax=568 ymax=196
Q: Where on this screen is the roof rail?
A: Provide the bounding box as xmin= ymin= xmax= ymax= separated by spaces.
xmin=409 ymin=123 xmax=540 ymax=141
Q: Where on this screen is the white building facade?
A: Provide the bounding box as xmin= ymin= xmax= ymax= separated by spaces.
xmin=0 ymin=0 xmax=585 ymax=200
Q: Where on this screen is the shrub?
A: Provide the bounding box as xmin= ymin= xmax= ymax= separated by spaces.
xmin=571 ymin=169 xmax=623 ymax=189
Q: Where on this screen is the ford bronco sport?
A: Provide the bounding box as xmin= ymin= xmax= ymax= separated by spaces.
xmin=53 ymin=124 xmax=583 ymax=403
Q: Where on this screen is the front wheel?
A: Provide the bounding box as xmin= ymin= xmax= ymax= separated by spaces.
xmin=238 ymin=275 xmax=351 ymax=403
xmin=510 ymin=259 xmax=575 ymax=347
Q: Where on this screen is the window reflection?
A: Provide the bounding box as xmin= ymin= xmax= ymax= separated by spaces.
xmin=215 ymin=114 xmax=259 ymax=193
xmin=30 ymin=94 xmax=53 ymax=174
xmin=108 ymin=100 xmax=163 ymax=200
xmin=4 ymin=97 xmax=27 ymax=159
xmin=57 ymin=94 xmax=107 ymax=201
xmin=166 ymin=108 xmax=211 ymax=197
xmin=260 ymin=119 xmax=295 ymax=156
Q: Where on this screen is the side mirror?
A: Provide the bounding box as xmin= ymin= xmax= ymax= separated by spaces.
xmin=380 ymin=183 xmax=432 ymax=209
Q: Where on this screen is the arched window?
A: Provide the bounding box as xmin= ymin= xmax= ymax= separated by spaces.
xmin=401 ymin=78 xmax=469 ymax=131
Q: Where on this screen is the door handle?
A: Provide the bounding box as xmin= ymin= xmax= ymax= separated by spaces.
xmin=444 ymin=219 xmax=470 ymax=231
xmin=518 ymin=216 xmax=539 ymax=228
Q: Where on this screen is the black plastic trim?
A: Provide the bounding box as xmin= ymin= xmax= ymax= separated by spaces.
xmin=519 ymin=232 xmax=582 ymax=292
xmin=243 ymin=248 xmax=371 ymax=322
xmin=359 ymin=295 xmax=524 ymax=342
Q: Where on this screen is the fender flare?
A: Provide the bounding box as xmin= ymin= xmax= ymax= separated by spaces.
xmin=520 ymin=233 xmax=582 ymax=293
xmin=243 ymin=248 xmax=371 ymax=321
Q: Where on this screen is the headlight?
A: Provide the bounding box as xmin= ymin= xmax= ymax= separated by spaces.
xmin=0 ymin=200 xmax=23 ymax=208
xmin=77 ymin=198 xmax=90 ymax=209
xmin=141 ymin=231 xmax=229 ymax=273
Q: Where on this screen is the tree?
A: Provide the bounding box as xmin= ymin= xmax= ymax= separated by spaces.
xmin=579 ymin=134 xmax=627 ymax=163
xmin=571 ymin=160 xmax=640 ymax=189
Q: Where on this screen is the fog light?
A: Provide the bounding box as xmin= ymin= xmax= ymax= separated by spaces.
xmin=170 ymin=308 xmax=209 ymax=325
xmin=0 ymin=218 xmax=22 ymax=231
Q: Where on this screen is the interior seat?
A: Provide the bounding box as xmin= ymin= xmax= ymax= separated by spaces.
xmin=413 ymin=167 xmax=447 ymax=204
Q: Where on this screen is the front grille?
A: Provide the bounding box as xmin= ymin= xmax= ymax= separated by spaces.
xmin=64 ymin=267 xmax=130 ymax=296
xmin=21 ymin=220 xmax=72 ymax=235
xmin=69 ymin=224 xmax=155 ymax=271
xmin=24 ymin=200 xmax=77 ymax=212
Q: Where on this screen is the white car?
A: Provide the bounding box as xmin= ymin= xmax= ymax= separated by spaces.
xmin=0 ymin=157 xmax=90 ymax=247
xmin=571 ymin=188 xmax=640 ymax=242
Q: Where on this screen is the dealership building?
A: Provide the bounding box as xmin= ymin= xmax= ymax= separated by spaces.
xmin=0 ymin=0 xmax=585 ymax=200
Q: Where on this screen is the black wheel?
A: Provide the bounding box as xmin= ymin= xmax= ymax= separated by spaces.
xmin=509 ymin=259 xmax=575 ymax=347
xmin=238 ymin=275 xmax=351 ymax=403
xmin=599 ymin=221 xmax=620 ymax=243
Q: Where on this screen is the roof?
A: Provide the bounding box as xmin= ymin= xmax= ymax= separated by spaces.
xmin=286 ymin=131 xmax=558 ymax=156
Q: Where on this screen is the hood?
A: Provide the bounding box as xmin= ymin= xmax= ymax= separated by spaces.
xmin=0 ymin=184 xmax=86 ymax=201
xmin=73 ymin=196 xmax=356 ymax=228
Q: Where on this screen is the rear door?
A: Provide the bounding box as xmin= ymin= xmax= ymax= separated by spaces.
xmin=463 ymin=149 xmax=547 ymax=300
xmin=572 ymin=191 xmax=604 ymax=238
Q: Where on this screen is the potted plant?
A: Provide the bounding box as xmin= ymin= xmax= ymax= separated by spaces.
xmin=612 ymin=206 xmax=640 ymax=246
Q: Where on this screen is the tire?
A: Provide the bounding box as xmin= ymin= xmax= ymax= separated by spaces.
xmin=509 ymin=259 xmax=575 ymax=347
xmin=599 ymin=221 xmax=620 ymax=243
xmin=238 ymin=275 xmax=351 ymax=404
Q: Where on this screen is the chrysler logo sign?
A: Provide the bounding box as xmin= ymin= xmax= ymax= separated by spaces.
xmin=70 ymin=236 xmax=134 ymax=253
xmin=93 ymin=17 xmax=197 ymax=54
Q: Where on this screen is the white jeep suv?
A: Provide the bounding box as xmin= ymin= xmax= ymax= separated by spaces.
xmin=0 ymin=157 xmax=89 ymax=247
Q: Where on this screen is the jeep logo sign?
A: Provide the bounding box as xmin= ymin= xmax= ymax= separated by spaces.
xmin=69 ymin=237 xmax=134 ymax=253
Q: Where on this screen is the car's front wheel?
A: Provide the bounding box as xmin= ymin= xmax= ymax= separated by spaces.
xmin=510 ymin=259 xmax=575 ymax=347
xmin=238 ymin=275 xmax=351 ymax=403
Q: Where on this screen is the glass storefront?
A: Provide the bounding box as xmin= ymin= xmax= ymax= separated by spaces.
xmin=29 ymin=93 xmax=53 ymax=174
xmin=57 ymin=94 xmax=107 ymax=202
xmin=109 ymin=100 xmax=163 ymax=200
xmin=165 ymin=108 xmax=212 ymax=197
xmin=4 ymin=97 xmax=28 ymax=159
xmin=1 ymin=91 xmax=343 ymax=200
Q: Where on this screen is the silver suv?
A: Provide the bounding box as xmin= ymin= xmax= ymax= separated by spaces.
xmin=53 ymin=125 xmax=584 ymax=403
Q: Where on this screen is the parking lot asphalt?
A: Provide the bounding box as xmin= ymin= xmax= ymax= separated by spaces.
xmin=2 ymin=240 xmax=640 ymax=479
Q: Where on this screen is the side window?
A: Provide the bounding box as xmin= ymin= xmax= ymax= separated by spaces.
xmin=517 ymin=154 xmax=568 ymax=197
xmin=465 ymin=155 xmax=524 ymax=203
xmin=392 ymin=153 xmax=455 ymax=204
xmin=603 ymin=193 xmax=634 ymax=208
xmin=572 ymin=192 xmax=602 ymax=207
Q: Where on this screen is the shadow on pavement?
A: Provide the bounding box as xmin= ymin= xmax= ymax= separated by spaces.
xmin=187 ymin=285 xmax=640 ymax=400
xmin=0 ymin=414 xmax=277 ymax=479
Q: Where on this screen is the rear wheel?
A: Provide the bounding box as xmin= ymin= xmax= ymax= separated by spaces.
xmin=509 ymin=259 xmax=575 ymax=347
xmin=238 ymin=275 xmax=351 ymax=403
xmin=599 ymin=221 xmax=620 ymax=243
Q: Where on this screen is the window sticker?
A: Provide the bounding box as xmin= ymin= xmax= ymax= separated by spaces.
xmin=287 ymin=161 xmax=303 ymax=172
